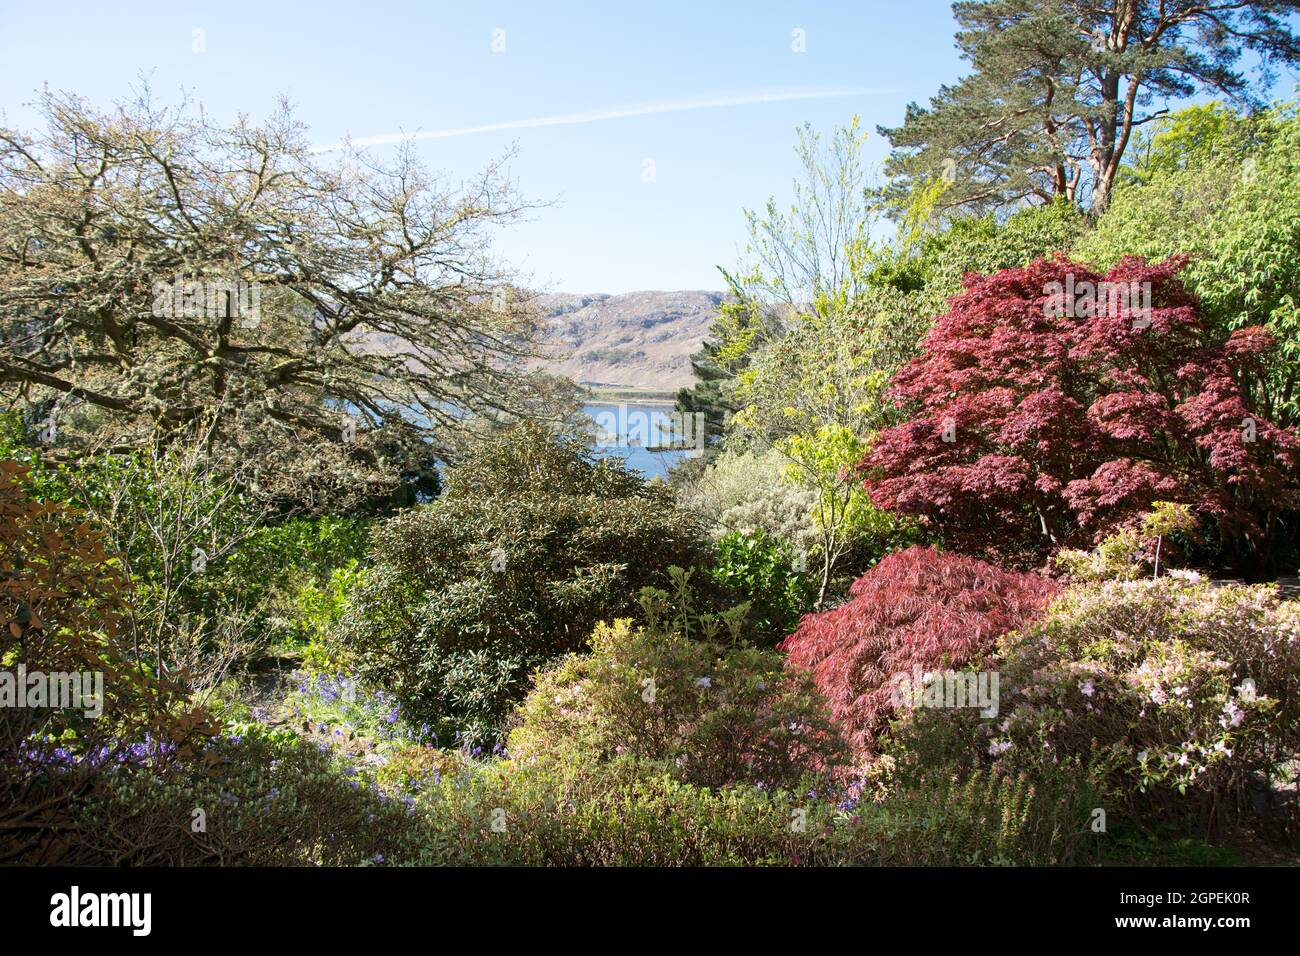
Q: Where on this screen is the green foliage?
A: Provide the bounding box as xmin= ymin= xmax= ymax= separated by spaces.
xmin=506 ymin=567 xmax=844 ymax=790
xmin=1118 ymin=102 xmax=1248 ymax=185
xmin=681 ymin=447 xmax=819 ymax=555
xmin=894 ymin=577 xmax=1300 ymax=837
xmin=290 ymin=562 xmax=369 ymax=672
xmin=2 ymin=418 xmax=372 ymax=681
xmin=901 ymin=200 xmax=1087 ymax=308
xmin=2 ymin=460 xmax=221 ymax=863
xmin=1053 ymin=528 xmax=1147 ymax=582
xmin=232 ymin=517 xmax=371 ymax=601
xmin=708 ymin=531 xmax=812 ymax=643
xmin=406 ymin=757 xmax=1074 ymax=865
xmin=686 ymin=119 xmax=908 ymax=452
xmin=443 ymin=420 xmax=648 ymax=501
xmin=67 ymin=729 xmax=433 ymax=865
xmin=877 ymin=1 xmax=1300 ymax=214
xmin=63 ymin=722 xmax=1099 ymax=866
xmin=338 ymin=423 xmax=714 ymax=746
xmin=1081 ymin=100 xmax=1300 ymax=426
xmin=780 ymin=424 xmax=919 ymax=602
xmin=1053 ymin=502 xmax=1200 ymax=583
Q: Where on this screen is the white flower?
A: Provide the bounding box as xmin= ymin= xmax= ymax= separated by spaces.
xmin=1220 ymin=698 xmax=1244 ymax=728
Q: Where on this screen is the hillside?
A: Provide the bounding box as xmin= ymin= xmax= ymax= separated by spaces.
xmin=527 ymin=290 xmax=724 ymax=391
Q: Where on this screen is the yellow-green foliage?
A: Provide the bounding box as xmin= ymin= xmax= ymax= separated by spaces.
xmin=507 ymin=616 xmax=846 ymax=791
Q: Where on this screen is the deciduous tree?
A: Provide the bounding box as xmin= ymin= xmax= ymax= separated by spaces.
xmin=0 ymin=89 xmax=561 ymax=510
xmin=859 ymin=257 xmax=1300 ymax=574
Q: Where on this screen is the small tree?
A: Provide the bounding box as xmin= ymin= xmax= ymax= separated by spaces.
xmin=780 ymin=546 xmax=1058 ymax=759
xmin=860 ymin=256 xmax=1300 ymax=574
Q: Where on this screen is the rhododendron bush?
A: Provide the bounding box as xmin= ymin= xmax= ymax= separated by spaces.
xmin=779 ymin=547 xmax=1058 ymax=758
xmin=892 ymin=577 xmax=1300 ymax=834
xmin=858 ymin=256 xmax=1300 ymax=571
xmin=509 ymin=613 xmax=846 ymax=791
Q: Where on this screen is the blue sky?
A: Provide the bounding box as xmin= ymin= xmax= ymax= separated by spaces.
xmin=1 ymin=2 xmax=1293 ymax=292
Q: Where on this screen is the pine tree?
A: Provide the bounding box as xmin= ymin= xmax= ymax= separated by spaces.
xmin=880 ymin=0 xmax=1300 ymax=214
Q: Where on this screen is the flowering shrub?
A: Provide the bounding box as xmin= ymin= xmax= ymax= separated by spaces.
xmin=373 ymin=743 xmax=467 ymax=797
xmin=1 ymin=460 xmax=218 ymax=863
xmin=508 ymin=571 xmax=846 ymax=790
xmin=859 ymin=257 xmax=1300 ymax=572
xmin=780 ymin=546 xmax=1059 ymax=758
xmin=287 ymin=671 xmax=418 ymax=747
xmin=683 ymin=447 xmax=820 ymax=554
xmin=68 ymin=728 xmax=435 ymax=865
xmin=898 ymin=577 xmax=1300 ymax=834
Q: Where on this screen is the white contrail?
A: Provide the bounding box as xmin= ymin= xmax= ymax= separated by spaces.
xmin=310 ymin=87 xmax=878 ymax=153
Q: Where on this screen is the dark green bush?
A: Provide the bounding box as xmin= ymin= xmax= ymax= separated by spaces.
xmin=338 ymin=424 xmax=714 ymax=746
xmin=707 ymin=529 xmax=812 ymax=642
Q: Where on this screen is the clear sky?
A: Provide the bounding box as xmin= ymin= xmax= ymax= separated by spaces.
xmin=1 ymin=2 xmax=1293 ymax=293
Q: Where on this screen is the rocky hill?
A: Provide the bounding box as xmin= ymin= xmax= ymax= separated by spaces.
xmin=527 ymin=290 xmax=723 ymax=391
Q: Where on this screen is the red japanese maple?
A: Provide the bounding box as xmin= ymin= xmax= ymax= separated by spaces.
xmin=779 ymin=546 xmax=1057 ymax=759
xmin=859 ymin=256 xmax=1300 ymax=570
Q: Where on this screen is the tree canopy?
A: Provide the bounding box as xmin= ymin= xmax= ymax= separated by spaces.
xmin=880 ymin=0 xmax=1300 ymax=214
xmin=859 ymin=256 xmax=1300 ymax=573
xmin=0 ymin=90 xmax=564 ymax=511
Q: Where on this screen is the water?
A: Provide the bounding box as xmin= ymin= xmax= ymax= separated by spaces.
xmin=377 ymin=399 xmax=697 ymax=482
xmin=581 ymin=402 xmax=697 ymax=480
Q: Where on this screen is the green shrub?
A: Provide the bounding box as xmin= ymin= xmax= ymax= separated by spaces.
xmin=1 ymin=415 xmax=372 ymax=680
xmin=892 ymin=577 xmax=1300 ymax=837
xmin=69 ymin=728 xmax=432 ymax=865
xmin=683 ymin=448 xmax=820 ymax=553
xmin=507 ymin=605 xmax=846 ymax=791
xmin=2 ymin=460 xmax=219 ymax=864
xmin=338 ymin=424 xmax=714 ymax=746
xmin=277 ymin=560 xmax=369 ymax=672
xmin=1078 ymin=100 xmax=1300 ymax=429
xmin=407 ymin=757 xmax=1081 ymax=865
xmin=708 ymin=530 xmax=812 ymax=642
xmin=1051 ymin=502 xmax=1201 ymax=583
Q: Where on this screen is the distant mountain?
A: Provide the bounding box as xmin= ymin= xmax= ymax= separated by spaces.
xmin=527 ymin=290 xmax=724 ymax=391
